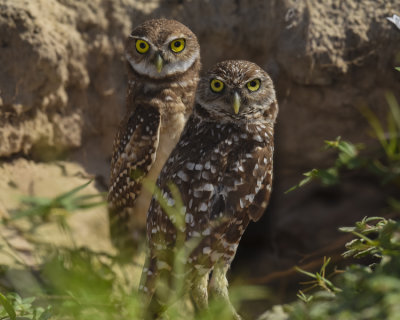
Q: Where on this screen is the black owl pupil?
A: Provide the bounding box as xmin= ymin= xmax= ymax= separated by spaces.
xmin=140 ymin=42 xmax=146 ymax=49
xmin=214 ymin=82 xmax=220 ymax=88
xmin=174 ymin=41 xmax=181 ymax=47
xmin=250 ymin=81 xmax=256 ymax=87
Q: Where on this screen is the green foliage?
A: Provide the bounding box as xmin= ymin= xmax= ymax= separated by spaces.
xmin=287 ymin=92 xmax=400 ymax=192
xmin=339 ymin=216 xmax=400 ymax=259
xmin=286 ymin=137 xmax=364 ymax=192
xmin=0 ymin=181 xmax=140 ymax=320
xmin=361 ymin=92 xmax=400 ymax=163
xmin=0 ymin=293 xmax=51 ymax=320
xmin=295 ymin=257 xmax=342 ymax=294
xmin=277 ymin=91 xmax=400 ymax=320
xmin=9 ymin=180 xmax=106 ymax=222
xmin=277 ymin=217 xmax=400 ymax=320
xmin=1 ymin=180 xmax=268 ymax=320
xmin=0 ymin=293 xmax=16 ymax=320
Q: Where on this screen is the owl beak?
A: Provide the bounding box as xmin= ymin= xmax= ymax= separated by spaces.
xmin=233 ymin=92 xmax=241 ymax=114
xmin=155 ymin=54 xmax=163 ymax=73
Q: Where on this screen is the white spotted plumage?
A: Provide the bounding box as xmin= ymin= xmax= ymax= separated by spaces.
xmin=140 ymin=60 xmax=278 ymax=319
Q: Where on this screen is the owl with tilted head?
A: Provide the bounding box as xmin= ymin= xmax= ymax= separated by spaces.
xmin=141 ymin=60 xmax=278 ymax=319
xmin=108 ymin=19 xmax=201 ymax=258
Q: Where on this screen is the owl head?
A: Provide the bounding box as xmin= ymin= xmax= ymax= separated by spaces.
xmin=196 ymin=60 xmax=277 ymax=122
xmin=125 ymin=19 xmax=200 ymax=79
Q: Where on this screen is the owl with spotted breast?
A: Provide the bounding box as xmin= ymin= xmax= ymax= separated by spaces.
xmin=108 ymin=19 xmax=201 ymax=257
xmin=140 ymin=60 xmax=278 ymax=319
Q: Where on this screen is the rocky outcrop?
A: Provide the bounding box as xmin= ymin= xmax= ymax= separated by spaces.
xmin=1 ymin=0 xmax=399 ymax=162
xmin=1 ymin=0 xmax=128 ymax=158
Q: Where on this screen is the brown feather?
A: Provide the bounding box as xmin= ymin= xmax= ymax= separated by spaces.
xmin=141 ymin=61 xmax=278 ymax=308
xmin=107 ymin=19 xmax=201 ymax=256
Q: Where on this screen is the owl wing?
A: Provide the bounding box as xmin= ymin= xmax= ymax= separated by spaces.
xmin=108 ymin=105 xmax=160 ymax=252
xmin=212 ymin=141 xmax=273 ymax=223
xmin=109 ymin=105 xmax=161 ymax=207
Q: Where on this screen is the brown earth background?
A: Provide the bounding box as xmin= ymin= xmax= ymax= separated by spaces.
xmin=1 ymin=0 xmax=400 ymax=313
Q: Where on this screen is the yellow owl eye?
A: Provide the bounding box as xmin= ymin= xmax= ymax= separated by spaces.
xmin=170 ymin=39 xmax=185 ymax=53
xmin=246 ymin=79 xmax=261 ymax=92
xmin=210 ymin=79 xmax=225 ymax=93
xmin=136 ymin=39 xmax=149 ymax=54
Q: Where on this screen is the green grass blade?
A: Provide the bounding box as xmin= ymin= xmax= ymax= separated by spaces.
xmin=0 ymin=293 xmax=16 ymax=320
xmin=55 ymin=180 xmax=93 ymax=201
xmin=295 ymin=266 xmax=317 ymax=279
xmin=285 ymin=171 xmax=315 ymax=193
xmin=385 ymin=91 xmax=400 ymax=133
xmin=386 ymin=111 xmax=397 ymax=158
xmin=359 ymin=105 xmax=389 ymax=154
xmin=10 ymin=205 xmax=52 ymax=220
xmin=75 ymin=201 xmax=107 ymax=210
xmin=19 ymin=196 xmax=52 ymax=206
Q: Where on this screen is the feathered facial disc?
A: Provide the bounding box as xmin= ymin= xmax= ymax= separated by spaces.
xmin=125 ymin=19 xmax=200 ymax=79
xmin=196 ymin=60 xmax=277 ymax=122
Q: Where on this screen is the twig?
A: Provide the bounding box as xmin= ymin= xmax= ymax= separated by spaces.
xmin=248 ymin=253 xmax=344 ymax=285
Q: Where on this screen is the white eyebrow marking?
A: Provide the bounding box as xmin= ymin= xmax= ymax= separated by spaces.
xmin=128 ymin=35 xmax=152 ymax=44
xmin=164 ymin=34 xmax=186 ymax=44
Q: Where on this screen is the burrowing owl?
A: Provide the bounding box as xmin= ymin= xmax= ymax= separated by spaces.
xmin=108 ymin=19 xmax=201 ymax=256
xmin=141 ymin=60 xmax=278 ymax=318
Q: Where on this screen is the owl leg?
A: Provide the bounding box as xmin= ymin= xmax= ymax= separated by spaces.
xmin=143 ymin=254 xmax=182 ymax=319
xmin=190 ymin=272 xmax=210 ymax=312
xmin=139 ymin=256 xmax=164 ymax=319
xmin=209 ymin=264 xmax=242 ymax=320
xmin=139 ymin=256 xmax=156 ymax=297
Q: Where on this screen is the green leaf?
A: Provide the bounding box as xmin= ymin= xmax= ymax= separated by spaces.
xmin=285 ymin=170 xmax=319 ymax=193
xmin=336 ymin=141 xmax=360 ymax=167
xmin=386 ymin=91 xmax=400 ymax=135
xmin=324 ymin=137 xmax=341 ymax=149
xmin=395 ymin=67 xmax=400 ymax=72
xmin=339 ymin=226 xmax=356 ymax=232
xmin=338 ymin=141 xmax=358 ymax=158
xmin=297 ymin=290 xmax=313 ymax=303
xmin=386 ymin=108 xmax=398 ymax=157
xmin=295 ymin=266 xmax=317 ymax=279
xmin=0 ymin=293 xmax=16 ymax=320
xmin=11 ymin=180 xmax=105 ymax=221
xmin=316 ymin=168 xmax=339 ymax=185
xmin=38 ymin=307 xmax=52 ymax=320
xmin=54 ymin=180 xmax=93 ymax=202
xmin=360 ymin=105 xmax=388 ymax=151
